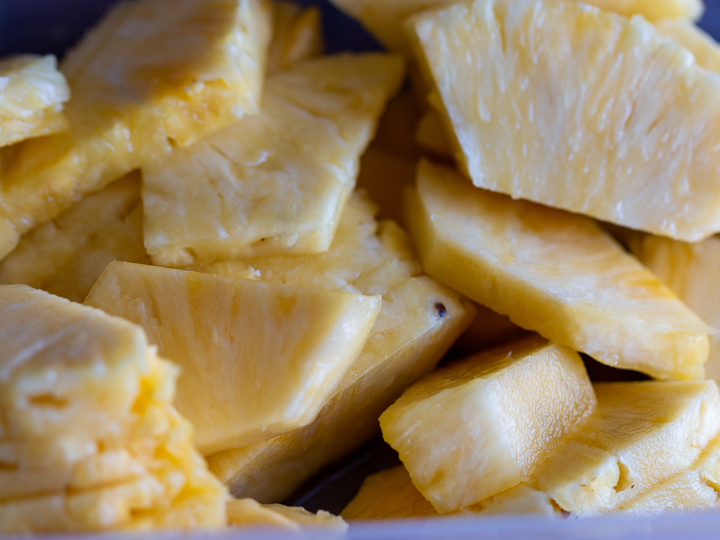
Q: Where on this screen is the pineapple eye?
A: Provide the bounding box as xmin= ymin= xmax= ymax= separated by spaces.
xmin=434 ymin=302 xmax=447 ymax=319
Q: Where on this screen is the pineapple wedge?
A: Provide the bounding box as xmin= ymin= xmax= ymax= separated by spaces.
xmin=0 ymin=0 xmax=272 ymax=261
xmin=142 ymin=54 xmax=404 ymax=266
xmin=227 ymin=498 xmax=347 ymax=530
xmin=0 ymin=285 xmax=227 ymax=533
xmin=532 ymin=381 xmax=720 ymax=516
xmin=0 ymin=55 xmax=69 ymax=148
xmin=0 ymin=171 xmax=148 ymax=302
xmin=204 ymin=193 xmax=474 ymax=502
xmin=85 ymin=262 xmax=381 ymax=454
xmin=380 ymin=337 xmax=595 ymax=513
xmin=408 ymin=160 xmax=711 ymax=380
xmin=341 ymin=465 xmax=558 ymax=520
xmin=268 ymin=1 xmax=323 ymax=74
xmin=409 ymin=0 xmax=720 ymax=242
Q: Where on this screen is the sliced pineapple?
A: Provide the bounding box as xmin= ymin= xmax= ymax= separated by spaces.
xmin=142 ymin=53 xmax=404 ymax=266
xmin=0 ymin=55 xmax=69 ymax=148
xmin=408 ymin=160 xmax=711 ymax=380
xmin=656 ymin=19 xmax=720 ymax=73
xmin=532 ymin=381 xmax=720 ymax=516
xmin=85 ymin=262 xmax=381 ymax=454
xmin=409 ymin=0 xmax=720 ymax=242
xmin=0 ymin=0 xmax=272 ymax=261
xmin=379 ymin=336 xmax=595 ymax=513
xmin=0 ymin=171 xmax=148 ymax=302
xmin=227 ymin=498 xmax=347 ymax=530
xmin=268 ymin=1 xmax=323 ymax=74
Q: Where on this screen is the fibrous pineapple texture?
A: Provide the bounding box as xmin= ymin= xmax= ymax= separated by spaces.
xmin=143 ymin=54 xmax=404 ymax=266
xmin=227 ymin=498 xmax=347 ymax=530
xmin=380 ymin=337 xmax=596 ymax=513
xmin=0 ymin=285 xmax=227 ymax=533
xmin=410 ymin=0 xmax=720 ymax=241
xmin=407 ymin=160 xmax=711 ymax=380
xmin=0 ymin=0 xmax=272 ymax=261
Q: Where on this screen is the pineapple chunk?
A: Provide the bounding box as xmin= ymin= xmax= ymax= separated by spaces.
xmin=0 ymin=55 xmax=69 ymax=148
xmin=268 ymin=1 xmax=323 ymax=74
xmin=0 ymin=285 xmax=227 ymax=533
xmin=341 ymin=465 xmax=557 ymax=520
xmin=142 ymin=54 xmax=404 ymax=266
xmin=409 ymin=0 xmax=720 ymax=242
xmin=532 ymin=381 xmax=720 ymax=516
xmin=0 ymin=171 xmax=148 ymax=302
xmin=408 ymin=160 xmax=711 ymax=380
xmin=85 ymin=262 xmax=381 ymax=454
xmin=0 ymin=0 xmax=272 ymax=261
xmin=227 ymin=498 xmax=347 ymax=530
xmin=380 ymin=337 xmax=595 ymax=513
xmin=656 ymin=19 xmax=720 ymax=73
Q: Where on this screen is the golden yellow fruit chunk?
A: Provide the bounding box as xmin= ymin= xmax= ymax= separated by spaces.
xmin=532 ymin=381 xmax=720 ymax=516
xmin=408 ymin=160 xmax=711 ymax=380
xmin=0 ymin=55 xmax=69 ymax=148
xmin=0 ymin=172 xmax=148 ymax=302
xmin=380 ymin=337 xmax=595 ymax=513
xmin=227 ymin=498 xmax=347 ymax=530
xmin=268 ymin=1 xmax=323 ymax=74
xmin=409 ymin=0 xmax=720 ymax=241
xmin=143 ymin=54 xmax=404 ymax=266
xmin=0 ymin=0 xmax=272 ymax=261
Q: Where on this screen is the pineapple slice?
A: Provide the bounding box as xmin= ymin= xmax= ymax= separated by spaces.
xmin=656 ymin=19 xmax=720 ymax=73
xmin=0 ymin=171 xmax=148 ymax=302
xmin=268 ymin=1 xmax=323 ymax=74
xmin=0 ymin=0 xmax=272 ymax=261
xmin=409 ymin=0 xmax=720 ymax=242
xmin=408 ymin=160 xmax=711 ymax=380
xmin=142 ymin=53 xmax=404 ymax=266
xmin=0 ymin=285 xmax=227 ymax=533
xmin=380 ymin=336 xmax=595 ymax=513
xmin=0 ymin=55 xmax=69 ymax=148
xmin=85 ymin=262 xmax=381 ymax=454
xmin=341 ymin=465 xmax=558 ymax=520
xmin=532 ymin=381 xmax=720 ymax=516
xmin=227 ymin=498 xmax=347 ymax=530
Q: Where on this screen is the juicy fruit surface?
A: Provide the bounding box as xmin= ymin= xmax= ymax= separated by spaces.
xmin=143 ymin=54 xmax=404 ymax=266
xmin=0 ymin=171 xmax=148 ymax=302
xmin=85 ymin=261 xmax=381 ymax=455
xmin=532 ymin=381 xmax=720 ymax=516
xmin=656 ymin=19 xmax=720 ymax=73
xmin=227 ymin=498 xmax=347 ymax=530
xmin=0 ymin=0 xmax=272 ymax=261
xmin=410 ymin=0 xmax=720 ymax=241
xmin=380 ymin=336 xmax=596 ymax=513
xmin=0 ymin=55 xmax=69 ymax=148
xmin=408 ymin=160 xmax=711 ymax=380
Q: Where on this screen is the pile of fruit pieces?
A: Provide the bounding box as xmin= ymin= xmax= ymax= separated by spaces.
xmin=3 ymin=0 xmax=720 ymax=533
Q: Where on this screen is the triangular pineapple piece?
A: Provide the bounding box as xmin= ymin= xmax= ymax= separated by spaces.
xmin=408 ymin=160 xmax=711 ymax=380
xmin=0 ymin=55 xmax=69 ymax=148
xmin=532 ymin=381 xmax=720 ymax=516
xmin=380 ymin=336 xmax=595 ymax=513
xmin=0 ymin=0 xmax=272 ymax=261
xmin=203 ymin=192 xmax=474 ymax=502
xmin=85 ymin=262 xmax=381 ymax=454
xmin=409 ymin=0 xmax=720 ymax=241
xmin=227 ymin=498 xmax=347 ymax=530
xmin=143 ymin=53 xmax=404 ymax=266
xmin=0 ymin=171 xmax=148 ymax=302
xmin=268 ymin=1 xmax=323 ymax=74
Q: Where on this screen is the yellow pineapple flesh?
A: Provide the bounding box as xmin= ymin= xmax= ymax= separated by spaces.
xmin=0 ymin=55 xmax=69 ymax=148
xmin=0 ymin=0 xmax=272 ymax=261
xmin=227 ymin=498 xmax=347 ymax=530
xmin=408 ymin=160 xmax=711 ymax=380
xmin=0 ymin=171 xmax=148 ymax=302
xmin=0 ymin=285 xmax=227 ymax=533
xmin=268 ymin=1 xmax=324 ymax=74
xmin=142 ymin=54 xmax=404 ymax=266
xmin=380 ymin=336 xmax=595 ymax=513
xmin=532 ymin=381 xmax=720 ymax=516
xmin=409 ymin=0 xmax=720 ymax=241
xmin=656 ymin=19 xmax=720 ymax=74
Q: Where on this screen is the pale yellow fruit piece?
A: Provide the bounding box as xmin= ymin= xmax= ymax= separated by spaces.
xmin=410 ymin=0 xmax=720 ymax=242
xmin=532 ymin=381 xmax=720 ymax=516
xmin=86 ymin=262 xmax=381 ymax=454
xmin=227 ymin=498 xmax=347 ymax=530
xmin=415 ymin=111 xmax=452 ymax=158
xmin=268 ymin=1 xmax=323 ymax=74
xmin=143 ymin=54 xmax=404 ymax=266
xmin=0 ymin=55 xmax=69 ymax=148
xmin=656 ymin=19 xmax=720 ymax=73
xmin=0 ymin=0 xmax=272 ymax=261
xmin=380 ymin=336 xmax=595 ymax=513
xmin=341 ymin=465 xmax=557 ymax=520
xmin=0 ymin=171 xmax=148 ymax=302
xmin=408 ymin=160 xmax=711 ymax=380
